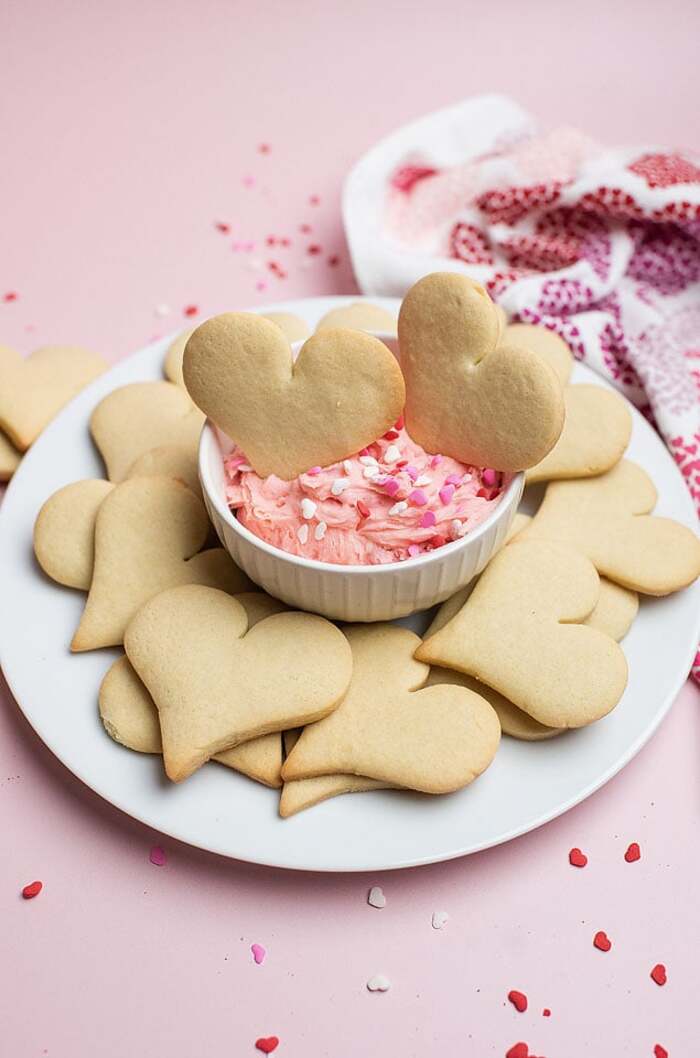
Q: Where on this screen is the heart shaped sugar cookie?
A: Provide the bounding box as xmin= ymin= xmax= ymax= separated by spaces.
xmin=504 ymin=323 xmax=574 ymax=386
xmin=99 ymin=593 xmax=289 ymax=787
xmin=0 ymin=430 xmax=21 ymax=481
xmin=0 ymin=344 xmax=107 ymax=450
xmin=124 ymin=584 xmax=353 ymax=781
xmin=398 ymin=273 xmax=565 ymax=470
xmin=126 ymin=443 xmax=200 ymax=495
xmin=71 ymin=476 xmax=250 ymax=651
xmin=183 ymin=313 xmax=405 ymax=480
xmin=34 ymin=479 xmax=116 ymax=589
xmin=281 ymin=624 xmax=500 ymax=794
xmin=427 ymin=667 xmax=562 ymax=741
xmin=315 ymin=302 xmax=397 ymax=336
xmin=417 ymin=539 xmax=628 ymax=729
xmin=525 ymin=385 xmax=632 ymax=484
xmin=90 ymin=381 xmax=204 ymax=482
xmin=279 ymin=730 xmax=388 ymax=817
xmin=520 ymin=459 xmax=700 ymax=595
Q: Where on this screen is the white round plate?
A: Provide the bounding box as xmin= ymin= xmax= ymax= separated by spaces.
xmin=1 ymin=297 xmax=698 ymax=872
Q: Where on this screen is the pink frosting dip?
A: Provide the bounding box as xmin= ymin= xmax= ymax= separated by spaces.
xmin=223 ymin=424 xmax=507 ymax=566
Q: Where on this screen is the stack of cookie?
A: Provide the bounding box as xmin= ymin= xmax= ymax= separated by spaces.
xmin=32 ymin=275 xmax=700 ymax=816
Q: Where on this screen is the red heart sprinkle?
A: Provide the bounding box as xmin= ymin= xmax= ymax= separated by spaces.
xmin=3 ymin=291 xmax=18 ymax=302
xmin=215 ymin=222 xmax=230 ymax=234
xmin=593 ymin=930 xmax=611 ymax=952
xmin=22 ymin=880 xmax=43 ymax=899
xmin=508 ymin=990 xmax=528 ymax=1013
xmin=255 ymin=1037 xmax=279 ymax=1054
xmin=650 ymin=963 xmax=667 ymax=986
xmin=506 ymin=1044 xmax=529 ymax=1058
xmin=569 ymin=847 xmax=588 ymax=867
xmin=184 ymin=304 xmax=199 ymax=317
xmin=307 ymin=244 xmax=322 ymax=256
xmin=654 ymin=1046 xmax=668 ymax=1058
xmin=383 ymin=429 xmax=400 ymax=440
xmin=356 ymin=500 xmax=370 ymax=519
xmin=394 ymin=416 xmax=404 ymax=430
xmin=327 ymin=255 xmax=340 ymax=267
xmin=624 ymin=842 xmax=641 ymax=862
xmin=542 ymin=1009 xmax=551 ymax=1017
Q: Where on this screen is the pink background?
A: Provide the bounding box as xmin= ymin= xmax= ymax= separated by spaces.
xmin=2 ymin=2 xmax=699 ymax=1055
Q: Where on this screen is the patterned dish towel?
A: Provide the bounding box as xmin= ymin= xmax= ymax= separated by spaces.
xmin=344 ymin=94 xmax=700 ymax=680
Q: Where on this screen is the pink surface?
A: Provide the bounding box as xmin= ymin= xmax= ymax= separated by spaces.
xmin=2 ymin=2 xmax=699 ymax=1055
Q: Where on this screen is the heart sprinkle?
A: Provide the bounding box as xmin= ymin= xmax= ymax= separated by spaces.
xmin=255 ymin=1036 xmax=279 ymax=1053
xmin=506 ymin=1044 xmax=529 ymax=1058
xmin=331 ymin=478 xmax=350 ymax=497
xmin=431 ymin=454 xmax=443 ymax=467
xmin=624 ymin=841 xmax=641 ymax=862
xmin=384 ymin=444 xmax=401 ymax=463
xmin=307 ymin=466 xmax=322 ymax=476
xmin=569 ymin=847 xmax=588 ymax=868
xmin=21 ymin=880 xmax=42 ymax=899
xmin=367 ymin=886 xmax=386 ymax=909
xmin=431 ymin=910 xmax=449 ymax=930
xmin=408 ymin=489 xmax=428 ymax=507
xmin=356 ymin=500 xmax=371 ymax=519
xmin=383 ymin=478 xmax=400 ymax=497
xmin=314 ymin=521 xmax=327 ymax=541
xmin=149 ymin=846 xmax=167 ymax=867
xmin=439 ymin=484 xmax=455 ymax=505
xmin=542 ymin=1009 xmax=551 ymax=1017
xmin=367 ymin=974 xmax=391 ymax=992
xmin=482 ymin=468 xmax=498 ymax=486
xmin=297 ymin=524 xmax=309 ymax=545
xmin=445 ymin=473 xmax=462 ymax=486
xmin=654 ymin=1046 xmax=668 ymax=1058
xmin=593 ymin=930 xmax=612 ymax=952
xmin=421 ymin=510 xmax=437 ymax=529
xmin=389 ymin=501 xmax=408 ymax=516
xmin=183 ymin=304 xmax=199 ymax=317
xmin=508 ymin=990 xmax=528 ymax=1013
xmin=650 ymin=963 xmax=667 ymax=986
xmin=251 ymin=943 xmax=266 ymax=965
xmin=300 ymin=498 xmax=317 ymax=519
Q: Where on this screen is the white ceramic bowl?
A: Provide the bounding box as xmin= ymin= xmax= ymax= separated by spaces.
xmin=198 ymin=335 xmax=524 ymax=621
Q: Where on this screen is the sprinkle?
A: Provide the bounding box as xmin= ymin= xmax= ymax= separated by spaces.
xmin=154 ymin=303 xmax=171 ymax=317
xmin=357 ymin=500 xmax=370 ymax=519
xmin=215 ymin=221 xmax=231 ymax=234
xmin=384 ymin=429 xmax=400 ymax=440
xmin=430 ymin=454 xmax=443 ymax=468
xmin=414 ymin=474 xmax=432 ymax=487
xmin=300 ymin=498 xmax=317 ymax=519
xmin=451 ymin=519 xmax=463 ymax=538
xmin=242 ymin=175 xmax=256 ymax=188
xmin=462 ymin=472 xmax=473 ymax=483
xmin=420 ymin=510 xmax=437 ymax=528
xmin=255 ymin=1037 xmax=279 ymax=1054
xmin=542 ymin=1009 xmax=551 ymax=1017
xmin=439 ymin=484 xmax=455 ymax=505
xmin=331 ymin=478 xmax=350 ymax=496
xmin=343 ymin=460 xmax=353 ymax=474
xmin=482 ymin=468 xmax=498 ymax=486
xmin=251 ymin=943 xmax=267 ymax=965
xmin=384 ymin=444 xmax=401 ymax=463
xmin=238 ymin=464 xmax=253 ymax=473
xmin=569 ymin=847 xmax=588 ymax=868
xmin=389 ymin=501 xmax=408 ymax=516
xmin=248 ymin=258 xmax=263 ymax=272
xmin=445 ymin=473 xmax=462 ymax=486
xmin=405 ymin=465 xmax=418 ymax=481
xmin=367 ymin=886 xmax=386 ymax=908
xmin=299 ymin=223 xmax=312 ymax=233
xmin=505 ymin=1045 xmax=529 ymax=1058
xmin=593 ymin=930 xmax=612 ymax=952
xmin=255 ymin=281 xmax=268 ymax=292
xmin=624 ymin=842 xmax=641 ymax=862
xmin=258 ymin=143 xmax=271 ymax=154
xmin=149 ymin=846 xmax=167 ymax=867
xmin=396 ymin=459 xmax=408 ymax=468
xmin=307 ymin=244 xmax=322 ymax=256
xmin=359 ymin=455 xmax=378 ymax=466
xmin=508 ymin=990 xmax=528 ymax=1013
xmin=407 ymin=544 xmax=420 ymax=558
xmin=314 ymin=521 xmax=327 ymax=541
xmin=328 ymin=255 xmax=340 ymax=267
xmin=430 ymin=534 xmax=447 ymax=547
xmin=21 ymin=880 xmax=42 ymax=899
xmin=3 ymin=291 xmax=18 ymax=302
xmin=309 ymin=194 xmax=320 ymax=206
xmin=297 ymin=524 xmax=309 ymax=544
xmin=409 ymin=489 xmax=428 ymax=507
xmin=366 ymin=974 xmax=391 ymax=993
xmin=654 ymin=1046 xmax=668 ymax=1058
xmin=363 ymin=466 xmax=380 ymax=481
xmin=359 ymin=448 xmax=370 ymax=456
xmin=394 ymin=415 xmax=404 ymax=430
xmin=183 ymin=304 xmax=199 ymax=317
xmin=307 ymin=466 xmax=322 ymax=476
xmin=383 ymin=478 xmax=400 ymax=497
xmin=650 ymin=963 xmax=667 ymax=986
xmin=431 ymin=910 xmax=448 ymax=930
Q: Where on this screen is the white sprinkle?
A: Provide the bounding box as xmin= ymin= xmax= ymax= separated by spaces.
xmin=297 ymin=524 xmax=309 ymax=545
xmin=462 ymin=472 xmax=473 ymax=483
xmin=432 ymin=910 xmax=449 ymax=930
xmin=414 ymin=475 xmax=432 ymax=487
xmin=247 ymin=257 xmax=263 ymax=272
xmin=384 ymin=444 xmax=401 ymax=464
xmin=238 ymin=463 xmax=253 ymax=473
xmin=314 ymin=521 xmax=327 ymax=541
xmin=331 ymin=478 xmax=350 ymax=496
xmin=363 ymin=466 xmax=380 ymax=480
xmin=389 ymin=501 xmax=408 ymax=516
xmin=367 ymin=886 xmax=386 ymax=909
xmin=367 ymin=974 xmax=391 ymax=993
xmin=343 ymin=460 xmax=353 ymax=474
xmin=451 ymin=519 xmax=463 ymax=538
xmin=300 ymin=498 xmax=317 ymax=519
xmin=154 ymin=303 xmax=171 ymax=317
xmin=359 ymin=455 xmax=378 ymax=466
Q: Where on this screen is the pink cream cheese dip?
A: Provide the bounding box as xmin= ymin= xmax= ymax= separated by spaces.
xmin=224 ymin=422 xmax=506 ymax=566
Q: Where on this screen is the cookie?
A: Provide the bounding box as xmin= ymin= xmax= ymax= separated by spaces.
xmin=427 ymin=667 xmax=562 ymax=741
xmin=525 ymin=385 xmax=632 ymax=484
xmin=99 ymin=593 xmax=289 ymax=787
xmin=520 ymin=459 xmax=700 ymax=595
xmin=183 ymin=313 xmax=405 ymax=480
xmin=34 ymin=479 xmax=115 ymax=589
xmin=90 ymin=381 xmax=204 ymax=482
xmin=279 ymin=730 xmax=388 ymax=817
xmin=71 ymin=476 xmax=250 ymax=651
xmin=0 ymin=429 xmax=21 ymax=481
xmin=503 ymin=323 xmax=573 ymax=386
xmin=0 ymin=344 xmax=107 ymax=450
xmin=124 ymin=584 xmax=353 ymax=781
xmin=281 ymin=624 xmax=500 ymax=794
xmin=315 ymin=302 xmax=397 ymax=335
xmin=262 ymin=312 xmax=311 ymax=342
xmin=417 ymin=539 xmax=628 ymax=729
xmin=398 ymin=273 xmax=565 ymax=471
xmin=126 ymin=443 xmax=200 ymax=495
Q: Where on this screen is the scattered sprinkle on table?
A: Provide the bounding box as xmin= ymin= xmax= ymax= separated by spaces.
xmin=542 ymin=1008 xmax=551 ymax=1017
xmin=505 ymin=1043 xmax=529 ymax=1058
xmin=431 ymin=910 xmax=448 ymax=930
xmin=569 ymin=847 xmax=588 ymax=867
xmin=183 ymin=304 xmax=199 ymax=318
xmin=149 ymin=846 xmax=167 ymax=867
xmin=215 ymin=221 xmax=231 ymax=234
xmin=21 ymin=880 xmax=42 ymax=899
xmin=650 ymin=963 xmax=667 ymax=986
xmin=367 ymin=886 xmax=386 ymax=909
xmin=593 ymin=930 xmax=612 ymax=952
xmin=367 ymin=974 xmax=391 ymax=993
xmin=251 ymin=943 xmax=266 ymax=965
xmin=624 ymin=841 xmax=641 ymax=862
xmin=3 ymin=291 xmax=18 ymax=302
xmin=508 ymin=990 xmax=528 ymax=1013
xmin=654 ymin=1046 xmax=668 ymax=1058
xmin=255 ymin=1036 xmax=279 ymax=1053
